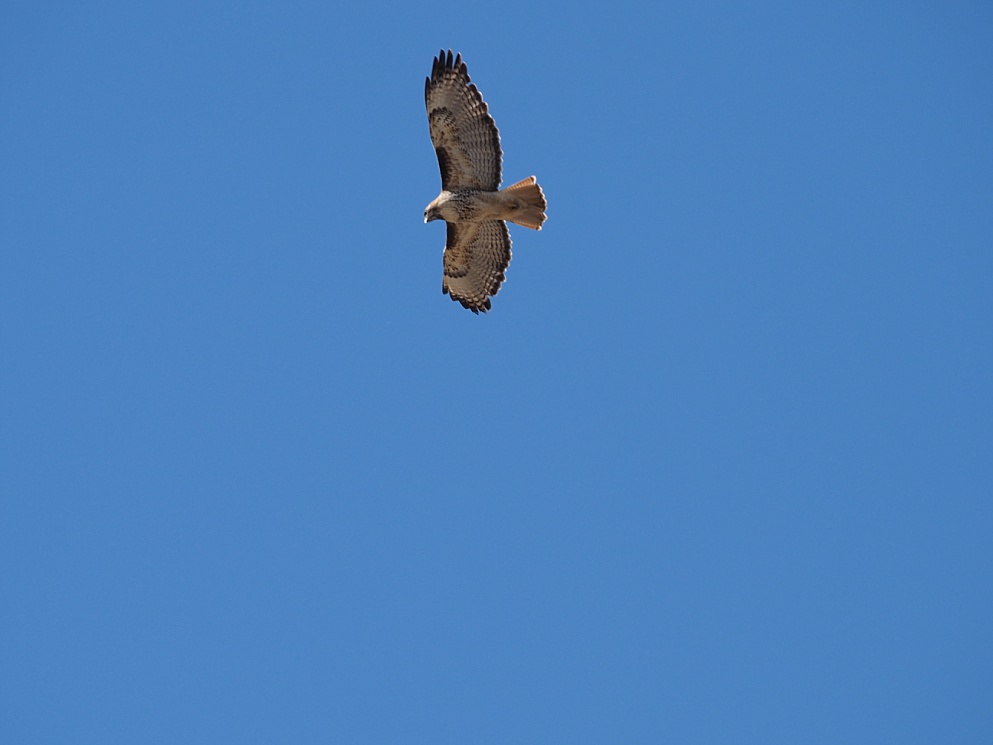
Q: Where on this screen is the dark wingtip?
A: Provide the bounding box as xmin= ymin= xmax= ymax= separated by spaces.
xmin=428 ymin=49 xmax=469 ymax=84
xmin=430 ymin=49 xmax=462 ymax=85
xmin=431 ymin=50 xmax=445 ymax=82
xmin=464 ymin=297 xmax=489 ymax=313
xmin=443 ymin=291 xmax=490 ymax=314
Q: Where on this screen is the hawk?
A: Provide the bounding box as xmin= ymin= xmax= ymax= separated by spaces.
xmin=424 ymin=49 xmax=546 ymax=313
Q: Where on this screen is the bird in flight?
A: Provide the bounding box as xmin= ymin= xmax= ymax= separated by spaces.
xmin=424 ymin=50 xmax=547 ymax=313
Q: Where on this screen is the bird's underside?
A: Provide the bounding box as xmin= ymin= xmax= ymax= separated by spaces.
xmin=424 ymin=49 xmax=546 ymax=313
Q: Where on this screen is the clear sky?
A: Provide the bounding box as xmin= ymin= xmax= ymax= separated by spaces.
xmin=2 ymin=1 xmax=991 ymax=742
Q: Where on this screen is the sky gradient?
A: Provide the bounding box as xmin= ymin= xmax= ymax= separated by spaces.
xmin=2 ymin=1 xmax=992 ymax=742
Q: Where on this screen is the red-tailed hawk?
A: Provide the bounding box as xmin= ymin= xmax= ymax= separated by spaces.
xmin=424 ymin=49 xmax=546 ymax=313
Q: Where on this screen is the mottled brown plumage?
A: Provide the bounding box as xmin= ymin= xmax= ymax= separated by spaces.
xmin=424 ymin=50 xmax=546 ymax=313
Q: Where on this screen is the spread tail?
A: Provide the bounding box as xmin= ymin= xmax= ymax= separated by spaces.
xmin=503 ymin=176 xmax=547 ymax=230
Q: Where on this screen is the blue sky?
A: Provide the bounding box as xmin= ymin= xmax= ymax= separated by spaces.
xmin=2 ymin=1 xmax=991 ymax=742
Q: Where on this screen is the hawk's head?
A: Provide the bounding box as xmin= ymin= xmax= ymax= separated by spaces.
xmin=424 ymin=192 xmax=455 ymax=224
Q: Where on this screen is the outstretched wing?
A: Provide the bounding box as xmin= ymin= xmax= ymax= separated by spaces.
xmin=442 ymin=221 xmax=511 ymax=313
xmin=425 ymin=50 xmax=502 ymax=191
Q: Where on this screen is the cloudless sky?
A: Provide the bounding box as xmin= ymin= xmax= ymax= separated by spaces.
xmin=2 ymin=1 xmax=991 ymax=742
